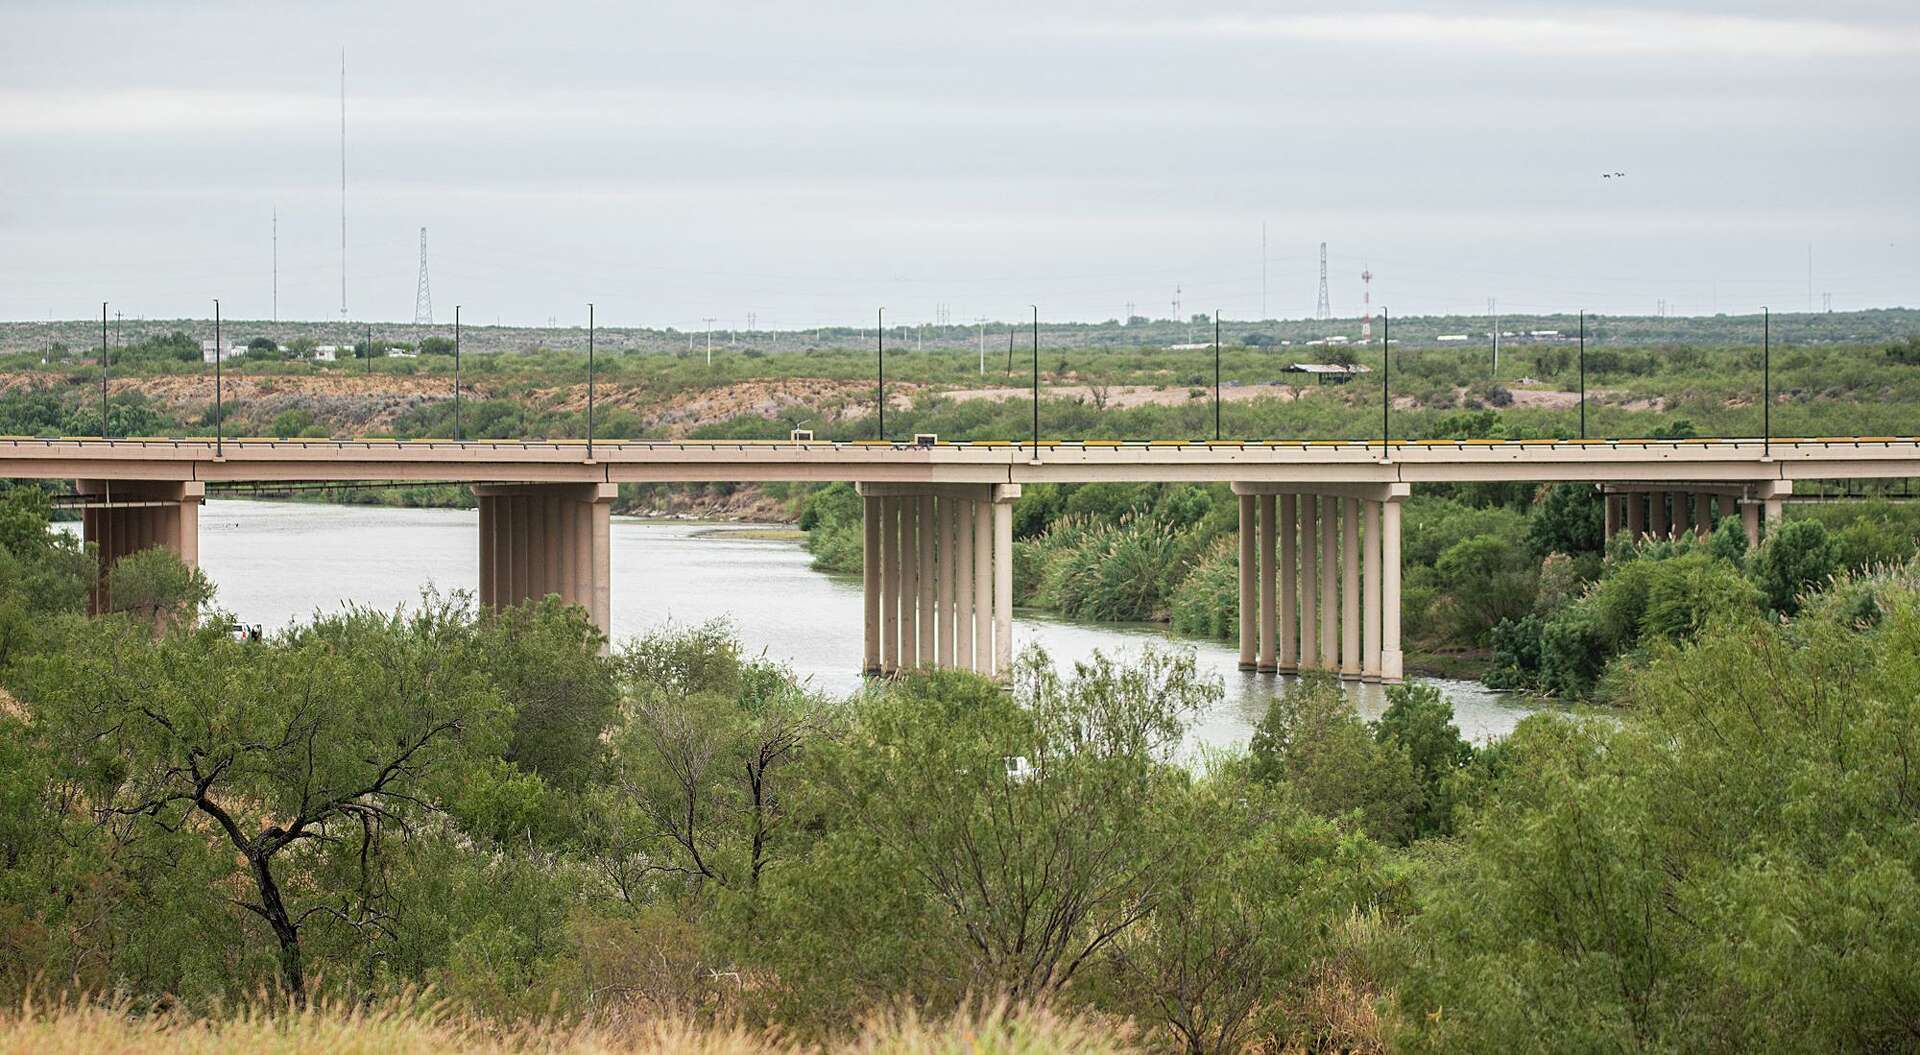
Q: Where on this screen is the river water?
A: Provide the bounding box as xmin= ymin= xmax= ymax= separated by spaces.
xmin=125 ymin=500 xmax=1544 ymax=752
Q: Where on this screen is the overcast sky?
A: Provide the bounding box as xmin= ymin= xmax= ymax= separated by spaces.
xmin=2 ymin=0 xmax=1916 ymax=328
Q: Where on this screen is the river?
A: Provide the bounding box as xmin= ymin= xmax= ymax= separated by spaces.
xmin=124 ymin=500 xmax=1545 ymax=752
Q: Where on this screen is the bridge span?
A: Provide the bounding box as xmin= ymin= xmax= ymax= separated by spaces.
xmin=9 ymin=435 xmax=1917 ymax=683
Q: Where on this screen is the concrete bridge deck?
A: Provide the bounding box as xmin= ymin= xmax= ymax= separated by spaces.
xmin=0 ymin=436 xmax=1915 ymax=485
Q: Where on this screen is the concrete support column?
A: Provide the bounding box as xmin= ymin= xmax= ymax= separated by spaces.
xmin=1627 ymin=491 xmax=1645 ymax=539
xmin=1362 ymin=500 xmax=1382 ymax=682
xmin=1319 ymin=498 xmax=1338 ymax=671
xmin=472 ymin=483 xmax=614 ymax=642
xmin=974 ymin=499 xmax=992 ymax=674
xmin=863 ymin=495 xmax=881 ymax=675
xmin=1672 ymin=491 xmax=1692 ymax=539
xmin=1648 ymin=489 xmax=1670 ymax=540
xmin=78 ymin=479 xmax=205 ymax=617
xmin=1237 ymin=494 xmax=1256 ymax=671
xmin=1603 ymin=493 xmax=1619 ymax=540
xmin=881 ymin=496 xmax=900 ymax=674
xmin=1341 ymin=497 xmax=1360 ymax=680
xmin=1299 ymin=495 xmax=1318 ymax=670
xmin=993 ymin=497 xmax=1014 ymax=679
xmin=955 ymin=499 xmax=975 ymax=672
xmin=938 ymin=497 xmax=958 ymax=670
xmin=1763 ymin=497 xmax=1784 ymax=534
xmin=1381 ymin=497 xmax=1404 ymax=683
xmin=899 ymin=497 xmax=918 ymax=670
xmin=1258 ymin=494 xmax=1278 ymax=673
xmin=543 ymin=495 xmax=563 ymax=600
xmin=1277 ymin=493 xmax=1296 ymax=673
xmin=916 ymin=495 xmax=935 ymax=667
xmin=1693 ymin=493 xmax=1711 ymax=538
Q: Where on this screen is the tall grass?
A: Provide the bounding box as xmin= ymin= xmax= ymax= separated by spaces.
xmin=1026 ymin=514 xmax=1203 ymax=622
xmin=0 ymin=997 xmax=1146 ymax=1055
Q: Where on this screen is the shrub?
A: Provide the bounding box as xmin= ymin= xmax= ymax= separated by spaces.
xmin=1749 ymin=519 xmax=1837 ymax=615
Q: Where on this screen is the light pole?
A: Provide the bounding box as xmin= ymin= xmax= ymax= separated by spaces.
xmin=213 ymin=299 xmax=222 ymax=457
xmin=1381 ymin=308 xmax=1391 ymax=457
xmin=99 ymin=302 xmax=109 ymax=437
xmin=1578 ymin=310 xmax=1587 ymax=440
xmin=1030 ymin=306 xmax=1039 ymax=449
xmin=587 ymin=303 xmax=596 ymax=459
xmin=1763 ymin=306 xmax=1771 ymax=457
xmin=876 ymin=307 xmax=886 ymax=441
xmin=1211 ymin=310 xmax=1226 ymax=440
xmin=453 ymin=305 xmax=462 ymax=441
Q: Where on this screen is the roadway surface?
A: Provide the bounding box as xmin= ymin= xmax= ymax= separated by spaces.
xmin=0 ymin=436 xmax=1916 ymax=486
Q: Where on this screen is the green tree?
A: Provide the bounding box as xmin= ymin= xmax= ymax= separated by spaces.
xmin=1249 ymin=674 xmax=1421 ymax=844
xmin=1749 ymin=518 xmax=1837 ymax=615
xmin=11 ymin=598 xmax=510 ymax=1004
xmin=102 ymin=547 xmax=215 ymax=629
xmin=1374 ymin=682 xmax=1473 ymax=838
xmin=612 ymin=622 xmax=829 ymax=896
xmin=1527 ymin=483 xmax=1605 ymax=556
xmin=1433 ymin=532 xmax=1537 ymax=644
xmin=764 ymin=647 xmax=1213 ymax=1017
xmin=474 ymin=598 xmax=616 ymax=790
xmin=1396 ymin=580 xmax=1920 ymax=1052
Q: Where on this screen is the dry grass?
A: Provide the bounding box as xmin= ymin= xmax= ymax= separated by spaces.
xmin=0 ymin=998 xmax=1146 ymax=1055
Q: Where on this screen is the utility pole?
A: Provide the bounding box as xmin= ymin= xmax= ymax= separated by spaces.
xmin=975 ymin=316 xmax=986 ymax=374
xmin=702 ymin=317 xmax=716 ymax=365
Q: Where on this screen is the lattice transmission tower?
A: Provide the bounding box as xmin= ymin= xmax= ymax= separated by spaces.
xmin=414 ymin=227 xmax=433 ymax=325
xmin=1314 ymin=242 xmax=1331 ymax=320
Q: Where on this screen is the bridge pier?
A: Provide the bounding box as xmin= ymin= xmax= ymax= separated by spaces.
xmin=473 ymin=483 xmax=613 ymax=634
xmin=77 ymin=479 xmax=203 ymax=615
xmin=1602 ymin=481 xmax=1789 ymax=548
xmin=858 ymin=483 xmax=1016 ymax=678
xmin=1235 ymin=483 xmax=1406 ymax=684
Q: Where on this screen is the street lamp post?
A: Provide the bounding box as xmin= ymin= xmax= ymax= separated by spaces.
xmin=1030 ymin=306 xmax=1039 ymax=449
xmin=1213 ymin=310 xmax=1221 ymax=441
xmin=453 ymin=305 xmax=463 ymax=442
xmin=876 ymin=307 xmax=886 ymax=442
xmin=213 ymin=299 xmax=222 ymax=457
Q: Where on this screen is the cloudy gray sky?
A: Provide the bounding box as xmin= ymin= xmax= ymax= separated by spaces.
xmin=2 ymin=0 xmax=1916 ymax=328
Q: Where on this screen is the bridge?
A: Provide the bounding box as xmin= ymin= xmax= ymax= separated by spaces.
xmin=9 ymin=435 xmax=1917 ymax=683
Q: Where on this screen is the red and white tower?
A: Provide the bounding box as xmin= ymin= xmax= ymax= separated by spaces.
xmin=1360 ymin=268 xmax=1374 ymax=340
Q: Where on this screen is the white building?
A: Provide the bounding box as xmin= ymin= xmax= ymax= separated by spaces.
xmin=312 ymin=345 xmax=339 ymax=362
xmin=200 ymin=340 xmax=247 ymax=363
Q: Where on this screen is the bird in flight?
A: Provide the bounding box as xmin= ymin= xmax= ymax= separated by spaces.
xmin=1602 ymin=171 xmax=1627 ymax=179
